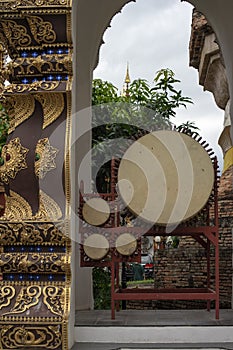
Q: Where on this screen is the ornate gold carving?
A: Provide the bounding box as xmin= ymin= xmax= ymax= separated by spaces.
xmin=43 ymin=286 xmax=65 ymax=316
xmin=0 ymin=286 xmax=15 ymax=310
xmin=4 ymin=81 xmax=60 ymax=94
xmin=0 ymin=324 xmax=62 ymax=348
xmin=0 ymin=138 xmax=29 ymax=184
xmin=27 ymin=16 xmax=56 ymax=44
xmin=0 ymin=222 xmax=66 ymax=245
xmin=0 ymin=0 xmax=71 ymax=10
xmin=0 ymin=253 xmax=66 ymax=273
xmin=6 ymin=286 xmax=41 ymax=314
xmin=1 ymin=20 xmax=32 ymax=48
xmin=35 ymin=191 xmax=62 ymax=221
xmin=35 ymin=92 xmax=65 ymax=129
xmin=3 ymin=191 xmax=32 ymax=221
xmin=35 ymin=138 xmax=59 ymax=179
xmin=9 ymin=55 xmax=72 ymax=77
xmin=5 ymin=94 xmax=35 ymax=134
xmin=2 ymin=190 xmax=62 ymax=221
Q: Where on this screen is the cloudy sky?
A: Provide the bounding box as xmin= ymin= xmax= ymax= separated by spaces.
xmin=94 ymin=0 xmax=224 ymax=170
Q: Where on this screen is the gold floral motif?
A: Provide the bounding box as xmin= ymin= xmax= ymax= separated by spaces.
xmin=26 ymin=16 xmax=56 ymax=44
xmin=0 ymin=286 xmax=15 ymax=310
xmin=8 ymin=54 xmax=72 ymax=77
xmin=34 ymin=92 xmax=65 ymax=129
xmin=35 ymin=191 xmax=63 ymax=221
xmin=3 ymin=191 xmax=32 ymax=221
xmin=43 ymin=286 xmax=65 ymax=316
xmin=0 ymin=222 xmax=66 ymax=245
xmin=0 ymin=138 xmax=29 ymax=184
xmin=2 ymin=190 xmax=62 ymax=221
xmin=20 ymin=223 xmax=42 ymax=244
xmin=0 ymin=224 xmax=18 ymax=244
xmin=35 ymin=138 xmax=59 ymax=179
xmin=1 ymin=20 xmax=32 ymax=48
xmin=4 ymin=81 xmax=60 ymax=93
xmin=5 ymin=286 xmax=41 ymax=315
xmin=0 ymin=324 xmax=62 ymax=348
xmin=0 ymin=253 xmax=66 ymax=273
xmin=5 ymin=94 xmax=35 ymax=134
xmin=0 ymin=0 xmax=71 ymax=11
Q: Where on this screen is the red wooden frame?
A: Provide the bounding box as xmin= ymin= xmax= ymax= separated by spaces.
xmin=79 ymin=157 xmax=219 ymax=320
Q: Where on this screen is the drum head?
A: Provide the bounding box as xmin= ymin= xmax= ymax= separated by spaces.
xmin=116 ymin=233 xmax=137 ymax=256
xmin=118 ymin=130 xmax=214 ymax=225
xmin=82 ymin=197 xmax=110 ymax=226
xmin=83 ymin=234 xmax=109 ymax=260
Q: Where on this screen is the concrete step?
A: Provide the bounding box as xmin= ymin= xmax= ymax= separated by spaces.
xmin=74 ymin=325 xmax=233 ymax=344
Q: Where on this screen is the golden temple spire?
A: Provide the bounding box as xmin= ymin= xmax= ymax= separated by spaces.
xmin=125 ymin=62 xmax=131 ymax=84
xmin=122 ymin=63 xmax=131 ymax=97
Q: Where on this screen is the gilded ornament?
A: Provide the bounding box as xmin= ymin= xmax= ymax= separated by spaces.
xmin=4 ymin=81 xmax=60 ymax=93
xmin=5 ymin=286 xmax=41 ymax=315
xmin=35 ymin=190 xmax=63 ymax=221
xmin=0 ymin=286 xmax=15 ymax=310
xmin=0 ymin=0 xmax=71 ymax=11
xmin=26 ymin=16 xmax=56 ymax=44
xmin=5 ymin=94 xmax=35 ymax=134
xmin=0 ymin=324 xmax=61 ymax=348
xmin=43 ymin=286 xmax=65 ymax=316
xmin=0 ymin=138 xmax=29 ymax=184
xmin=1 ymin=20 xmax=32 ymax=48
xmin=35 ymin=92 xmax=65 ymax=129
xmin=0 ymin=224 xmax=18 ymax=244
xmin=35 ymin=138 xmax=58 ymax=178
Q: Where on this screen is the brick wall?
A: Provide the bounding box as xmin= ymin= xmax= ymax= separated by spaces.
xmin=127 ymin=168 xmax=233 ymax=310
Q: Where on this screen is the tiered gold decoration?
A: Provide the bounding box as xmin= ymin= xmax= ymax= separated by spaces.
xmin=0 ymin=1 xmax=72 ymax=349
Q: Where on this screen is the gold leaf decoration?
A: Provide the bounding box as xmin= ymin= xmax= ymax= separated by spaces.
xmin=5 ymin=286 xmax=41 ymax=315
xmin=4 ymin=81 xmax=60 ymax=94
xmin=0 ymin=138 xmax=29 ymax=184
xmin=0 ymin=325 xmax=62 ymax=348
xmin=1 ymin=20 xmax=31 ymax=48
xmin=0 ymin=0 xmax=70 ymax=11
xmin=26 ymin=16 xmax=56 ymax=44
xmin=3 ymin=190 xmax=32 ymax=221
xmin=35 ymin=138 xmax=59 ymax=179
xmin=0 ymin=286 xmax=15 ymax=310
xmin=2 ymin=190 xmax=62 ymax=221
xmin=5 ymin=94 xmax=35 ymax=134
xmin=34 ymin=92 xmax=65 ymax=129
xmin=43 ymin=286 xmax=65 ymax=316
xmin=35 ymin=190 xmax=62 ymax=221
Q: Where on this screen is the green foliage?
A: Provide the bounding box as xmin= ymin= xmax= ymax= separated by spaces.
xmin=92 ymin=69 xmax=197 ymax=192
xmin=92 ymin=267 xmax=111 ymax=309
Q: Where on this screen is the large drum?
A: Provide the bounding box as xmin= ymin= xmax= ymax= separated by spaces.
xmin=118 ymin=130 xmax=214 ymax=225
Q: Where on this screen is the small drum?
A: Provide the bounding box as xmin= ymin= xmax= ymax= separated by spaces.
xmin=83 ymin=234 xmax=109 ymax=260
xmin=82 ymin=197 xmax=110 ymax=226
xmin=116 ymin=233 xmax=137 ymax=256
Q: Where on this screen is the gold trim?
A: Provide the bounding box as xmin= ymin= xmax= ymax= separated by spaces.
xmin=3 ymin=191 xmax=33 ymax=221
xmin=5 ymin=94 xmax=35 ymax=134
xmin=43 ymin=286 xmax=65 ymax=316
xmin=35 ymin=138 xmax=59 ymax=179
xmin=1 ymin=20 xmax=32 ymax=48
xmin=4 ymin=81 xmax=60 ymax=94
xmin=0 ymin=138 xmax=29 ymax=184
xmin=26 ymin=16 xmax=56 ymax=44
xmin=34 ymin=92 xmax=65 ymax=129
xmin=5 ymin=286 xmax=41 ymax=315
xmin=0 ymin=286 xmax=15 ymax=310
xmin=35 ymin=190 xmax=63 ymax=221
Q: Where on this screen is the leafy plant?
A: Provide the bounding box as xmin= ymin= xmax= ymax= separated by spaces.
xmin=92 ymin=267 xmax=111 ymax=309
